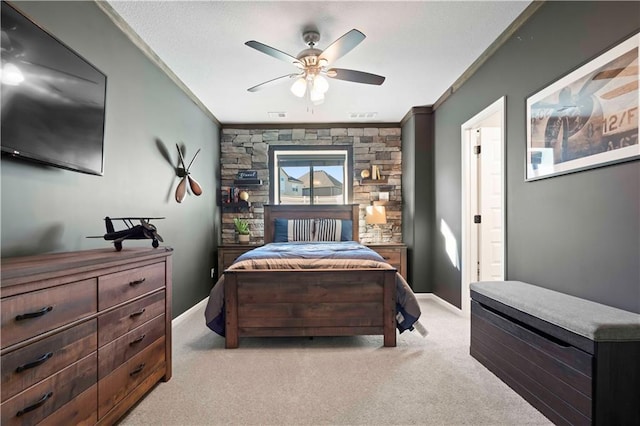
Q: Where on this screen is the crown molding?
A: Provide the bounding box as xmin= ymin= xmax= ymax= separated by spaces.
xmin=433 ymin=0 xmax=546 ymax=110
xmin=94 ymin=1 xmax=221 ymax=128
xmin=221 ymin=123 xmax=401 ymax=130
xmin=400 ymin=106 xmax=433 ymax=127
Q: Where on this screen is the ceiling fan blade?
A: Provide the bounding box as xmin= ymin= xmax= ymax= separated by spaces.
xmin=175 ymin=177 xmax=187 ymax=203
xmin=245 ymin=40 xmax=303 ymax=68
xmin=248 ymin=73 xmax=302 ymax=92
xmin=319 ymin=29 xmax=365 ymax=65
xmin=188 ymin=175 xmax=203 ymax=196
xmin=327 ymin=68 xmax=385 ymax=85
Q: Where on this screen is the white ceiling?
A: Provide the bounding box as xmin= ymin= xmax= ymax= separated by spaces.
xmin=106 ymin=1 xmax=531 ymax=125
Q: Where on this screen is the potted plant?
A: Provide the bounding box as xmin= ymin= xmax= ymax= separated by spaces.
xmin=233 ymin=217 xmax=250 ymax=243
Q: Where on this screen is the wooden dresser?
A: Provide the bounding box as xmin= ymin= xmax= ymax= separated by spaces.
xmin=0 ymin=247 xmax=173 ymax=426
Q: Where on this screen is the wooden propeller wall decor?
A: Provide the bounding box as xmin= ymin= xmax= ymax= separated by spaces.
xmin=175 ymin=144 xmax=203 ymax=203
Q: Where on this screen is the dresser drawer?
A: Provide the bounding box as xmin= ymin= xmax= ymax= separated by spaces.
xmin=98 ymin=336 xmax=166 ymax=418
xmin=0 ymin=353 xmax=97 ymax=426
xmin=38 ymin=384 xmax=97 ymax=426
xmin=218 ymin=245 xmax=260 ymax=273
xmin=1 ymin=279 xmax=97 ymax=349
xmin=222 ymin=251 xmax=242 ymax=270
xmin=98 ymin=262 xmax=165 ymax=310
xmin=1 ymin=320 xmax=97 ymax=402
xmin=98 ymin=291 xmax=165 ymax=347
xmin=98 ymin=315 xmax=165 ymax=379
xmin=366 ymin=244 xmax=407 ymax=279
xmin=374 ymin=248 xmax=401 ymax=268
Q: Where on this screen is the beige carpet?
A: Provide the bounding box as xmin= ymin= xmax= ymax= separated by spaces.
xmin=120 ymin=295 xmax=552 ymax=425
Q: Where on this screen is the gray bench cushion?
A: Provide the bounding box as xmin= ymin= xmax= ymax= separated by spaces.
xmin=470 ymin=281 xmax=640 ymax=341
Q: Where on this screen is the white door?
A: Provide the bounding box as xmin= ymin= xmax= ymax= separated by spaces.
xmin=460 ymin=97 xmax=505 ymax=316
xmin=478 ymin=127 xmax=504 ymax=281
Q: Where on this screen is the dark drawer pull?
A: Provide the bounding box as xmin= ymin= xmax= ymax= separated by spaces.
xmin=129 ymin=363 xmax=146 ymax=376
xmin=130 ymin=334 xmax=146 ymax=345
xmin=16 ymin=391 xmax=53 ymax=417
xmin=129 ymin=278 xmax=146 ymax=286
xmin=15 ymin=306 xmax=53 ymax=321
xmin=129 ymin=308 xmax=146 ymax=318
xmin=382 ymin=256 xmax=391 ymax=260
xmin=16 ymin=352 xmax=54 ymax=373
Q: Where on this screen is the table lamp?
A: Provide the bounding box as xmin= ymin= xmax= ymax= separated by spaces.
xmin=365 ymin=205 xmax=387 ymax=243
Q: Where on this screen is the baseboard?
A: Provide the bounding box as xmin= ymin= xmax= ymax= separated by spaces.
xmin=416 ymin=293 xmax=466 ymax=317
xmin=172 ymin=297 xmax=208 ymax=328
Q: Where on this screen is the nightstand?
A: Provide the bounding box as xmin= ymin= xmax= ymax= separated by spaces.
xmin=366 ymin=242 xmax=407 ymax=279
xmin=217 ymin=244 xmax=261 ymax=277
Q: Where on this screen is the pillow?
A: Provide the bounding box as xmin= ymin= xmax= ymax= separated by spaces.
xmin=314 ymin=219 xmax=353 ymax=241
xmin=273 ymin=218 xmax=289 ymax=242
xmin=273 ymin=218 xmax=314 ymax=242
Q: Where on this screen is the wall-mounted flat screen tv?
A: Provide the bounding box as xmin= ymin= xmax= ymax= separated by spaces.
xmin=1 ymin=1 xmax=107 ymax=176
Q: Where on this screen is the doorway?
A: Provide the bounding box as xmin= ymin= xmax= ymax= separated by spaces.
xmin=460 ymin=97 xmax=506 ymax=316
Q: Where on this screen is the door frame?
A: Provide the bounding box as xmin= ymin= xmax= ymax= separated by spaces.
xmin=460 ymin=96 xmax=506 ymax=316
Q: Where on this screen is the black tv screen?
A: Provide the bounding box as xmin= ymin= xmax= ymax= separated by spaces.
xmin=1 ymin=1 xmax=107 ymax=176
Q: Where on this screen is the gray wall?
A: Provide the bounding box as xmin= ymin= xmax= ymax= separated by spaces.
xmin=1 ymin=1 xmax=221 ymax=317
xmin=433 ymin=1 xmax=640 ymax=312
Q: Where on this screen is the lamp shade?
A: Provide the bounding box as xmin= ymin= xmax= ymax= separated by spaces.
xmin=313 ymin=74 xmax=329 ymax=94
xmin=309 ymin=86 xmax=325 ymax=104
xmin=290 ymin=77 xmax=307 ymax=97
xmin=365 ymin=205 xmax=387 ymax=225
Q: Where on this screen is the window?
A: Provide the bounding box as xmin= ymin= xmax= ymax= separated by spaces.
xmin=270 ymin=146 xmax=352 ymax=205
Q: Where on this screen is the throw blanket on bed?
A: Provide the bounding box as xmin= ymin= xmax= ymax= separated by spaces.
xmin=205 ymin=241 xmax=421 ymax=337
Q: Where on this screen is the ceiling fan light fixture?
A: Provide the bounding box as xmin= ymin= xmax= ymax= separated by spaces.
xmin=290 ymin=77 xmax=307 ymax=97
xmin=310 ymin=86 xmax=325 ymax=104
xmin=313 ymin=74 xmax=329 ymax=94
xmin=246 ymin=28 xmax=385 ymax=105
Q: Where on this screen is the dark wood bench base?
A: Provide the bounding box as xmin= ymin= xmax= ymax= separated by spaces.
xmin=470 ymin=291 xmax=640 ymax=425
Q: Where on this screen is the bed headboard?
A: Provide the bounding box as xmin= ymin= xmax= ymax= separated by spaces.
xmin=263 ymin=204 xmax=360 ymax=243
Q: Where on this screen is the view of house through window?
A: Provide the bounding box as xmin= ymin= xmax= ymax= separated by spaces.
xmin=272 ymin=148 xmax=350 ymax=204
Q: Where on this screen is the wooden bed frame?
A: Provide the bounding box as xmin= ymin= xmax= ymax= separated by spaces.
xmin=224 ymin=204 xmax=397 ymax=348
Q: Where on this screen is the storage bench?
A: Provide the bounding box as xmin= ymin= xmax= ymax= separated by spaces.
xmin=470 ymin=281 xmax=640 ymax=425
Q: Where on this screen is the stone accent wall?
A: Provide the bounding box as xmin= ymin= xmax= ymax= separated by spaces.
xmin=220 ymin=127 xmax=402 ymax=244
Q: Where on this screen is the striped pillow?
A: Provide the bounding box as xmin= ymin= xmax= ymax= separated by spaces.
xmin=313 ymin=219 xmax=343 ymax=242
xmin=287 ymin=219 xmax=314 ymax=241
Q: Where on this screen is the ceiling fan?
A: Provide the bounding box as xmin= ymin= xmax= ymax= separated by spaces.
xmin=245 ymin=28 xmax=385 ymax=104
